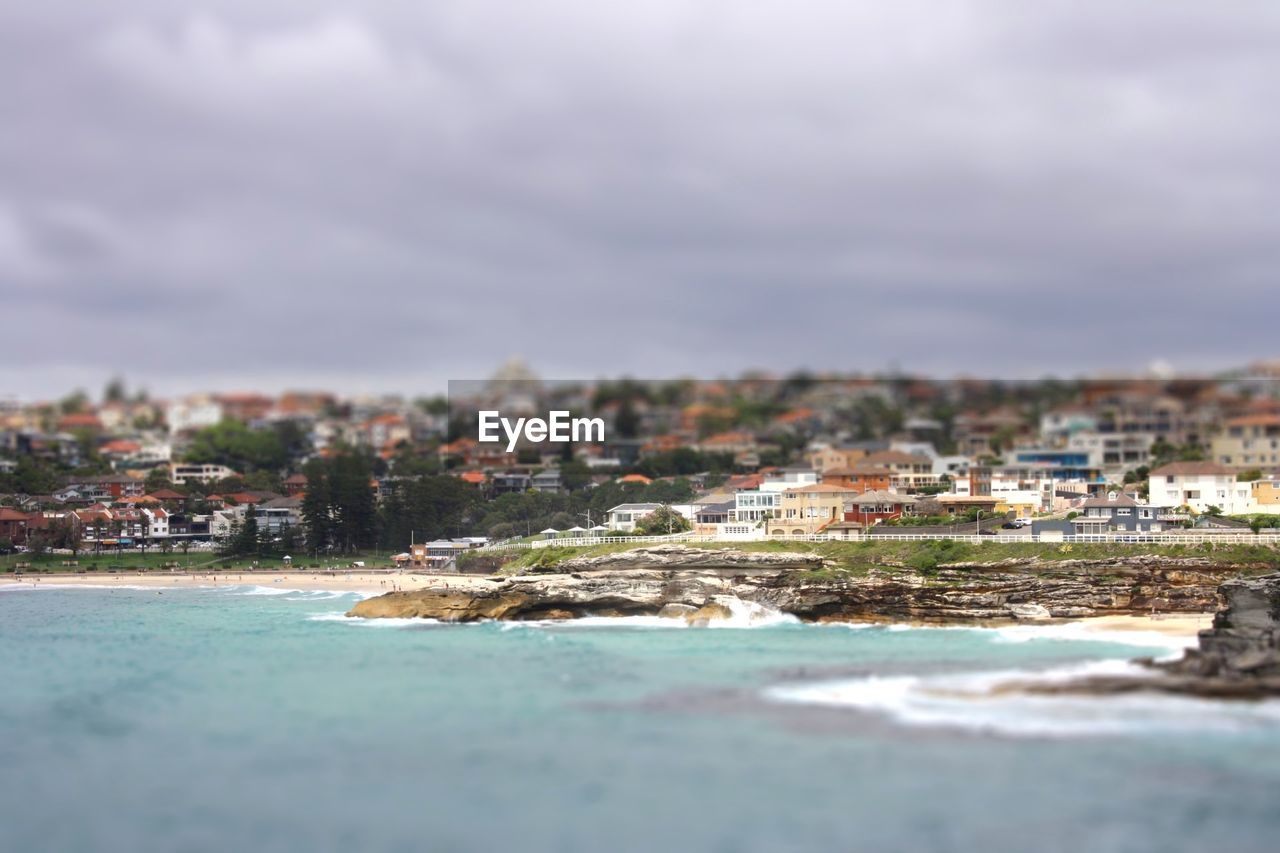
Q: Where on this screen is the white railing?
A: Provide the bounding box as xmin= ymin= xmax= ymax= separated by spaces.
xmin=529 ymin=531 xmax=1280 ymax=548
xmin=531 ymin=533 xmax=710 ymax=549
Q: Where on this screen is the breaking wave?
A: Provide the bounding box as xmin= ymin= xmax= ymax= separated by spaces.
xmin=765 ymin=659 xmax=1280 ymax=738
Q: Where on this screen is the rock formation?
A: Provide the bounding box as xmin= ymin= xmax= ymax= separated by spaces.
xmin=348 ymin=546 xmax=1248 ymax=624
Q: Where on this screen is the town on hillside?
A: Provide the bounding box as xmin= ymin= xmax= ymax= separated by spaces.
xmin=5 ymin=363 xmax=1280 ymax=569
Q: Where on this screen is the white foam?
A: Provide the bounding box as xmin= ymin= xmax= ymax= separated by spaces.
xmin=710 ymin=597 xmax=801 ymax=629
xmin=499 ymin=598 xmax=800 ymax=630
xmin=306 ymin=612 xmax=440 ymax=627
xmin=226 ymin=585 xmax=362 ymax=599
xmin=0 ymin=582 xmax=184 ymax=592
xmin=989 ymin=621 xmax=1195 ymax=654
xmin=766 ymin=659 xmax=1280 ymax=738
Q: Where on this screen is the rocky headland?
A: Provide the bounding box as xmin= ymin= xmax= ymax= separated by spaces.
xmin=347 ymin=544 xmax=1265 ymax=624
xmin=1004 ymin=572 xmax=1280 ymax=700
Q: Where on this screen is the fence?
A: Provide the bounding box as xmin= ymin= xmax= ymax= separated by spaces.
xmin=528 ymin=531 xmax=1280 ymax=548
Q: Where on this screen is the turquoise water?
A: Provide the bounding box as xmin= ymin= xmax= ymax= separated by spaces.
xmin=3 ymin=585 xmax=1280 ymax=853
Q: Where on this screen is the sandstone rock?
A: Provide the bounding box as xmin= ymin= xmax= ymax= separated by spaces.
xmin=347 ymin=546 xmax=1253 ymax=624
xmin=1160 ymin=572 xmax=1280 ymax=680
xmin=684 ymin=602 xmax=734 ymax=627
xmin=657 ymin=603 xmax=697 ymax=619
xmin=1007 ymin=603 xmax=1052 ymax=620
xmin=1012 ymin=573 xmax=1280 ymax=700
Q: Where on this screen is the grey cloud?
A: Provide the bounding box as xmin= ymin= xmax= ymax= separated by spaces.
xmin=1 ymin=1 xmax=1278 ymax=399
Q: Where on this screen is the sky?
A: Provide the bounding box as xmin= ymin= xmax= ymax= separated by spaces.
xmin=2 ymin=1 xmax=1279 ymax=400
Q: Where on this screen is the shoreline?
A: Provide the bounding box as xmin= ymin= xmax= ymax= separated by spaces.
xmin=0 ymin=572 xmax=1214 ymax=638
xmin=0 ymin=570 xmax=473 ymax=594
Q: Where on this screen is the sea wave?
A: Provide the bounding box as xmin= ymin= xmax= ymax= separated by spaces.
xmin=307 ymin=612 xmax=442 ymax=627
xmin=988 ymin=621 xmax=1195 ymax=654
xmin=501 ymin=598 xmax=801 ymax=630
xmin=225 ymin=585 xmax=363 ymax=600
xmin=765 ymin=659 xmax=1280 ymax=738
xmin=862 ymin=621 xmax=1194 ymax=654
xmin=0 ymin=583 xmax=171 ymax=592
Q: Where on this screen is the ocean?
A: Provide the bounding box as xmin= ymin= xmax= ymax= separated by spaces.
xmin=3 ymin=585 xmax=1279 ymax=853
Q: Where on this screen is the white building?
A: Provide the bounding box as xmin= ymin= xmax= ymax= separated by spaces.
xmin=733 ymin=490 xmax=782 ymax=523
xmin=605 ymin=503 xmax=664 ymax=532
xmin=165 ymin=395 xmax=224 ymax=435
xmin=1147 ymin=462 xmax=1251 ymax=514
xmin=760 ymin=467 xmax=819 ymax=492
xmin=142 ymin=507 xmax=169 ymax=539
xmin=171 ymin=463 xmax=239 ymax=485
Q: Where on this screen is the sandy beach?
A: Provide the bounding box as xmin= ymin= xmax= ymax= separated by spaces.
xmin=0 ymin=571 xmax=489 ymax=594
xmin=1073 ymin=612 xmax=1213 ymax=639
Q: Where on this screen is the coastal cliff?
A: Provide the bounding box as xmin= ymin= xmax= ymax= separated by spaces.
xmin=347 ymin=545 xmax=1262 ymax=623
xmin=1004 ymin=572 xmax=1280 ymax=699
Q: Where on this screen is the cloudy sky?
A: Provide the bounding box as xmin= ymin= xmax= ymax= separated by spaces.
xmin=3 ymin=1 xmax=1278 ymax=399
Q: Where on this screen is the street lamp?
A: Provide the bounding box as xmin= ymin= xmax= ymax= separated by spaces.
xmin=975 ymin=509 xmax=983 ymax=537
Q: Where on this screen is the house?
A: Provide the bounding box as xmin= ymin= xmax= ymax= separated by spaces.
xmin=732 ymin=489 xmax=782 ymax=524
xmin=696 ymin=431 xmax=757 ymax=456
xmin=932 ymin=494 xmax=1002 ymax=515
xmin=1148 ymin=462 xmax=1250 ymax=514
xmin=531 ymin=469 xmax=563 ymax=494
xmin=760 ymin=466 xmax=819 ymax=492
xmin=861 ymin=451 xmax=937 ymax=492
xmin=147 ymin=488 xmax=188 ymax=505
xmin=490 ymin=471 xmax=531 ymax=495
xmin=57 ymin=412 xmax=104 ymax=433
xmin=360 ymin=413 xmax=411 ymax=452
xmin=605 ymin=503 xmax=663 ymax=532
xmin=0 ymin=507 xmax=32 ymax=545
xmin=408 ymin=539 xmax=480 ymax=570
xmin=821 ymin=464 xmax=893 ymax=494
xmin=171 ymin=463 xmax=239 ymax=485
xmin=255 ymin=497 xmax=304 ymax=536
xmin=65 ymin=474 xmax=145 ymax=502
xmin=456 ymin=470 xmax=487 ymax=487
xmin=1068 ymin=491 xmax=1172 ymax=535
xmin=165 ymin=395 xmax=225 ymax=435
xmin=844 ymin=491 xmax=918 ymax=525
xmin=765 ymin=483 xmax=853 ymax=536
xmin=141 ymin=507 xmax=170 ymax=539
xmin=283 ymin=473 xmax=308 ymax=497
xmin=1211 ymin=415 xmax=1280 ymax=470
xmin=1251 ymin=476 xmax=1280 ymax=514
xmin=806 ymin=445 xmax=870 ymax=474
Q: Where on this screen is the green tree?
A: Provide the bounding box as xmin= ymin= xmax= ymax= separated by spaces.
xmin=145 ymin=468 xmax=175 ymax=493
xmin=636 ymin=505 xmax=691 ymax=535
xmin=184 ymin=421 xmax=288 ymax=473
xmin=301 ymin=459 xmax=333 ymax=554
xmin=559 ymin=459 xmax=592 ymax=492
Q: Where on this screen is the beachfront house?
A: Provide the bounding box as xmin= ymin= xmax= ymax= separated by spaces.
xmin=1147 ymin=462 xmax=1251 ymax=514
xmin=605 ymin=503 xmax=663 ymax=532
xmin=1068 ymin=491 xmax=1172 ymax=535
